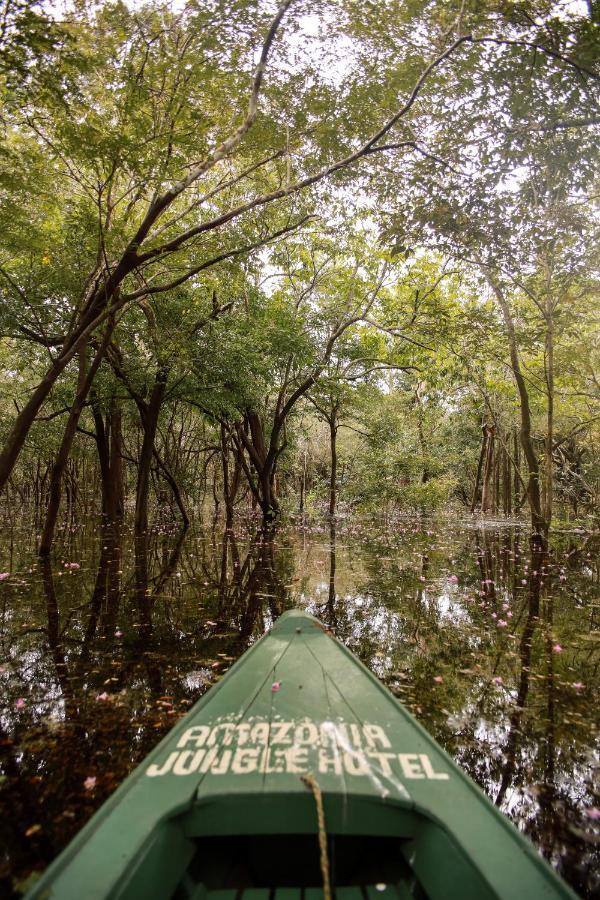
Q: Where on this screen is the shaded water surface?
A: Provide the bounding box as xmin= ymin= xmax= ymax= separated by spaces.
xmin=0 ymin=518 xmax=598 ymax=897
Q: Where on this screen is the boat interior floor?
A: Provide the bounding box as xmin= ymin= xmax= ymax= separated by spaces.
xmin=172 ymin=834 xmax=425 ymax=900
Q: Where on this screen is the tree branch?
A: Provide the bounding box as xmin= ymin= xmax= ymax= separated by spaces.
xmin=134 ymin=35 xmax=473 ymax=266
xmin=122 ymin=215 xmax=313 ymax=301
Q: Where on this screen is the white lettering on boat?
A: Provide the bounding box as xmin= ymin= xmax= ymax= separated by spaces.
xmin=230 ymin=748 xmax=260 ymax=773
xmin=145 ymin=718 xmax=449 ymax=783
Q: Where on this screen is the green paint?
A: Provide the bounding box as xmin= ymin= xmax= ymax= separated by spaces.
xmin=27 ymin=610 xmax=576 ymax=900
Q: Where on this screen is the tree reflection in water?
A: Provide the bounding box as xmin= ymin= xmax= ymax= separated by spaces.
xmin=0 ymin=519 xmax=598 ymax=898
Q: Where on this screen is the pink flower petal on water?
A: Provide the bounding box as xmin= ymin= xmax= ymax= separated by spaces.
xmin=0 ymin=572 xmax=10 ymax=581
xmin=96 ymin=692 xmax=109 ymax=701
xmin=271 ymin=681 xmax=281 ymax=692
xmin=115 ymin=630 xmax=123 ymax=638
xmin=15 ymin=698 xmax=25 ymax=709
xmin=498 ymin=619 xmax=508 ymax=627
xmin=572 ymin=682 xmax=585 ymax=690
xmin=492 ymin=676 xmax=503 ymax=685
xmin=552 ymin=644 xmax=562 ymax=653
xmin=84 ymin=776 xmax=97 ymax=791
xmin=433 ymin=676 xmax=444 ymax=684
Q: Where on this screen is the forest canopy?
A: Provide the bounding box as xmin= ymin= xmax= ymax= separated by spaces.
xmin=0 ymin=0 xmax=598 ymax=545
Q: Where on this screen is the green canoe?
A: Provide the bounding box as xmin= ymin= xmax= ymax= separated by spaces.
xmin=28 ymin=609 xmax=575 ymax=900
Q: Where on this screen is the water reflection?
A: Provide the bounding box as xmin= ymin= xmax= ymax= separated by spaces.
xmin=0 ymin=519 xmax=598 ymax=897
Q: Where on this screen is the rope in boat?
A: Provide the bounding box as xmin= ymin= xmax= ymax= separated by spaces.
xmin=301 ymin=772 xmax=332 ymax=900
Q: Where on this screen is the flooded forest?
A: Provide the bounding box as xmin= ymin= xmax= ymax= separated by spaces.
xmin=0 ymin=0 xmax=599 ymax=897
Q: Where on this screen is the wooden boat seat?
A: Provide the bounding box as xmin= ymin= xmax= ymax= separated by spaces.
xmin=171 ymin=831 xmax=421 ymax=900
xmin=200 ymin=888 xmax=412 ymax=900
xmin=170 ymin=829 xmax=421 ymax=900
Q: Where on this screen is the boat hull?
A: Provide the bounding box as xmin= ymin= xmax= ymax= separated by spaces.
xmin=27 ymin=609 xmax=575 ymax=899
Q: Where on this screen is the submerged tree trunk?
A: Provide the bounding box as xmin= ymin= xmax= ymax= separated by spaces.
xmin=231 ymin=412 xmax=280 ymax=523
xmin=327 ymin=521 xmax=337 ymax=625
xmin=299 ymin=448 xmax=307 ymax=517
xmin=91 ymin=395 xmax=125 ymax=522
xmin=153 ymin=449 xmax=190 ymax=528
xmin=221 ymin=424 xmax=231 ymax=525
xmin=471 ymin=422 xmax=489 ymax=512
xmin=486 ymin=275 xmax=547 ymax=539
xmin=493 ymin=440 xmax=500 ymax=516
xmin=513 ymin=429 xmax=521 ymax=511
xmin=503 ymin=441 xmax=512 ymax=517
xmin=221 ymin=424 xmax=243 ymax=529
xmin=329 ymin=420 xmax=338 ymax=518
xmin=544 ymin=309 xmax=554 ymax=528
xmin=39 ymin=334 xmax=110 ymax=556
xmin=135 ymin=365 xmax=168 ymax=537
xmin=481 ymin=425 xmax=495 ymax=513
xmin=91 ymin=395 xmax=111 ymax=517
xmin=495 ymin=540 xmax=545 ymax=807
xmin=110 ymin=400 xmax=125 ymax=521
xmin=248 ymin=411 xmax=279 ymax=522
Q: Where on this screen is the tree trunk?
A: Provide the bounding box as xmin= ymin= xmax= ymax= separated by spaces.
xmin=544 ymin=310 xmax=554 ymax=527
xmin=221 ymin=424 xmax=231 ymax=525
xmin=0 ymin=279 xmax=130 ymax=494
xmin=495 ymin=542 xmax=544 ymax=806
xmin=513 ymin=429 xmax=521 ymax=511
xmin=259 ymin=469 xmax=279 ymax=523
xmin=153 ymin=449 xmax=190 ymax=528
xmin=487 ymin=276 xmax=547 ymax=538
xmin=481 ymin=426 xmax=495 ymax=513
xmin=234 ymin=412 xmax=280 ymax=523
xmin=493 ymin=437 xmax=500 ymax=516
xmin=109 ymin=400 xmax=125 ymax=520
xmin=134 ymin=365 xmax=168 ymax=537
xmin=471 ymin=422 xmax=489 ymax=512
xmin=503 ymin=442 xmax=512 ymax=516
xmin=329 ymin=420 xmax=338 ymax=518
xmin=0 ymin=353 xmax=77 ymax=494
xmin=91 ymin=396 xmax=112 ymax=517
xmin=299 ymin=449 xmax=307 ymax=517
xmin=39 ymin=335 xmax=109 ymax=555
xmin=328 ymin=521 xmax=337 ymax=622
xmin=212 ymin=464 xmax=221 ymax=516
xmin=220 ymin=424 xmax=244 ymax=528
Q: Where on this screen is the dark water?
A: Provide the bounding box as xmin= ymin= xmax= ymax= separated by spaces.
xmin=0 ymin=517 xmax=598 ymax=897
